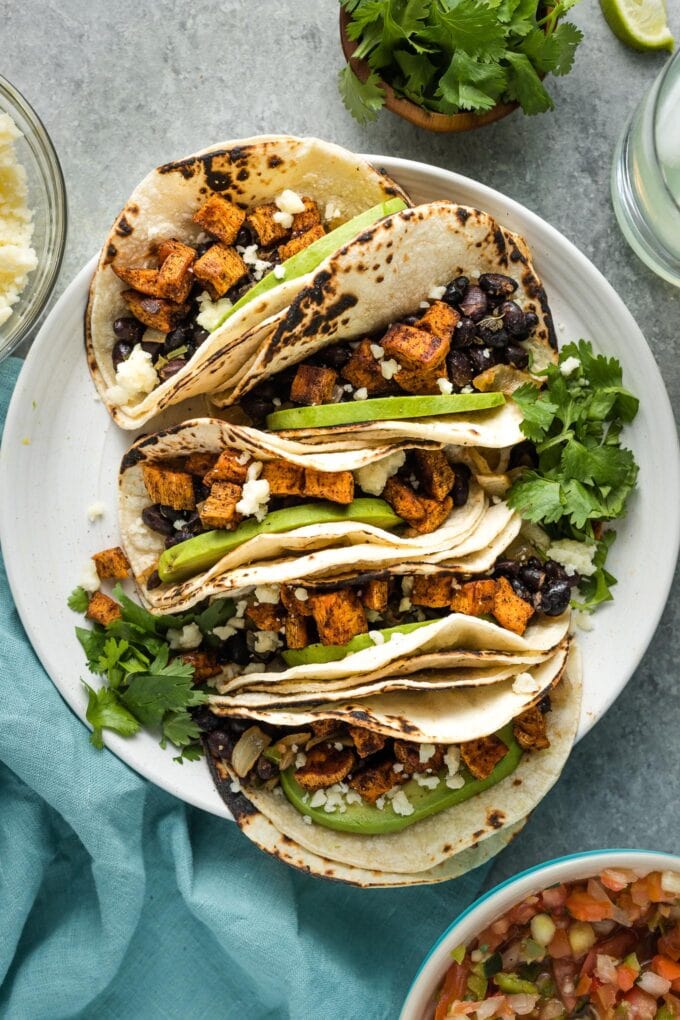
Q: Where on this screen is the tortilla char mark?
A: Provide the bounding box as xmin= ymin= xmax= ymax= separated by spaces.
xmin=156 ymin=142 xmax=287 ymax=198
xmin=487 ymin=808 xmax=506 ymax=830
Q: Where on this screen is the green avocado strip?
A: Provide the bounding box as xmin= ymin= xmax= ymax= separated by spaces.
xmin=280 ymin=724 xmax=521 ymax=834
xmin=265 ymin=392 xmax=505 ymax=431
xmin=210 ymin=197 xmax=408 ymax=331
xmin=281 ymin=619 xmax=435 ymax=667
xmin=157 ymin=498 xmax=403 ymax=584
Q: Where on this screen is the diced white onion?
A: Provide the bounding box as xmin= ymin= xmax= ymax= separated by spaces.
xmin=637 ymin=971 xmax=671 ymax=996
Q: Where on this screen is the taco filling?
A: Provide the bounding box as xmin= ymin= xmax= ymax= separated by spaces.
xmin=107 ymin=192 xmax=405 ymax=404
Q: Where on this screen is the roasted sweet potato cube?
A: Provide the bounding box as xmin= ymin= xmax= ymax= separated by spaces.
xmin=198 ymin=481 xmax=241 ymax=529
xmin=246 ymin=202 xmax=289 ymax=247
xmin=308 ymin=589 xmax=368 ymax=646
xmin=246 ymin=601 xmax=284 ymax=631
xmin=460 ymin=734 xmax=508 ymax=780
xmin=113 ymin=265 xmax=164 ymax=296
xmin=184 ymin=451 xmax=218 ymax=477
xmin=193 ymin=194 xmax=245 ymax=246
xmin=279 ymin=223 xmax=325 ymax=261
xmin=86 ymin=591 xmax=122 ymax=627
xmin=302 ymin=467 xmax=354 ymax=505
xmin=280 ymin=584 xmax=313 ymax=617
xmin=513 ymin=706 xmax=550 ymax=751
xmin=290 ymin=364 xmax=337 ymax=406
xmin=295 ymin=744 xmax=356 ymax=791
xmin=142 ymin=464 xmax=196 ymax=510
xmin=179 ymin=650 xmax=222 ymax=684
xmin=361 ymin=579 xmax=389 ymax=612
xmin=348 ymin=759 xmax=400 ymax=803
xmin=394 ymin=741 xmax=444 ymax=775
xmin=405 ymin=495 xmax=452 ymax=535
xmin=292 ymin=196 xmax=322 ymax=233
xmin=382 ymin=322 xmax=450 ymax=371
xmin=493 ymin=575 xmax=535 ymax=635
xmin=413 ymin=449 xmax=455 ymax=501
xmin=349 ymin=726 xmax=386 ymax=759
xmin=450 ymin=579 xmax=497 ymax=617
xmin=122 ymin=291 xmax=189 ymax=332
xmin=203 ymin=449 xmax=249 ymax=486
xmin=92 ymin=546 xmax=130 ymax=581
xmin=193 ymin=244 xmax=247 ymax=300
xmin=261 ymin=459 xmax=305 ymax=497
xmin=341 ymin=338 xmax=395 ymax=395
xmin=285 ymin=610 xmax=312 ymax=649
xmin=394 ymin=362 xmax=449 ymax=396
xmin=310 ymin=719 xmax=341 ymax=740
xmin=157 ymin=240 xmax=196 ymax=303
xmin=411 ymin=574 xmax=454 ymax=608
xmin=417 ymin=300 xmax=460 ymax=343
xmin=382 ymin=477 xmax=426 ymax=526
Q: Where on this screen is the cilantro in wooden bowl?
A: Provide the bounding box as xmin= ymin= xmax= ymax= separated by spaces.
xmin=338 ymin=0 xmax=583 ymax=132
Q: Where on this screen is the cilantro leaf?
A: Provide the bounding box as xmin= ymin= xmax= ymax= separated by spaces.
xmin=161 ymin=709 xmax=203 ymax=749
xmin=428 ymin=1 xmax=508 ymax=60
xmin=504 ymin=51 xmax=554 ymax=114
xmin=173 ymin=742 xmax=204 ymax=764
xmin=507 ymin=472 xmax=564 ymax=523
xmin=513 ymin=383 xmax=559 ymax=442
xmin=338 ymin=66 xmax=386 ymax=124
xmin=121 ymin=656 xmax=206 ymax=729
xmin=68 ymin=587 xmax=90 ymax=613
xmin=521 ymin=22 xmax=583 ymax=76
xmin=84 ymin=682 xmax=140 ymax=749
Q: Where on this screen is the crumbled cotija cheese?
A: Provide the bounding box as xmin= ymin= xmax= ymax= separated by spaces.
xmin=0 ymin=113 xmax=38 ymax=327
xmin=236 ymin=463 xmax=270 ymax=521
xmin=79 ymin=559 xmax=100 ymax=593
xmin=196 ymin=290 xmax=232 ymax=331
xmin=86 ymin=501 xmax=106 ymax=522
xmin=275 ymin=189 xmax=305 ymax=215
xmin=353 ymin=450 xmax=406 ymax=496
xmin=418 ymin=743 xmax=436 ymax=764
xmin=437 ymin=378 xmax=454 ymax=395
xmin=560 ymin=356 xmax=581 ymax=377
xmin=237 ymin=244 xmax=271 ymax=281
xmin=353 ymin=387 xmax=368 ymax=401
xmin=254 ymin=584 xmax=280 ymax=604
xmin=253 ymin=630 xmax=281 ymax=654
xmin=324 ymin=201 xmax=342 ymax=222
xmin=108 ymin=345 xmax=158 ymax=405
xmin=273 ymin=264 xmax=286 ymax=280
xmin=380 ymin=358 xmax=400 ymax=381
xmin=428 ymin=285 xmax=447 ymax=300
xmin=547 ymin=538 xmax=597 ymax=577
xmin=390 ymin=790 xmax=415 ymax=817
xmin=167 ymin=623 xmax=202 ymax=650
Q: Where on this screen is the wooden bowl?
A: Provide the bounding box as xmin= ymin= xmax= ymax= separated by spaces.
xmin=339 ymin=8 xmax=519 ymax=134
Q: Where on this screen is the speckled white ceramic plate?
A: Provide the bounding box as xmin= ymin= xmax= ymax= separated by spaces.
xmin=1 ymin=156 xmax=678 ymax=821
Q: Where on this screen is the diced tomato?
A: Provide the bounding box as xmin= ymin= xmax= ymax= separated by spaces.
xmin=616 ymin=964 xmax=639 ymax=992
xmin=553 ymin=957 xmax=579 ymax=1012
xmin=506 ymin=898 xmax=540 ymax=926
xmin=548 ymin=928 xmax=573 ymax=958
xmin=542 ymin=885 xmax=568 ymax=910
xmin=653 ymin=956 xmax=680 ymax=982
xmin=644 ymin=873 xmax=668 ymax=903
xmin=672 ymin=979 xmax=680 ymax=995
xmin=576 ymin=973 xmax=593 ymax=996
xmin=566 ymin=890 xmax=615 ymax=922
xmin=601 ymin=869 xmax=634 ymax=893
xmin=630 ymin=879 xmax=651 ymax=909
xmin=623 ymin=987 xmax=658 ymax=1020
xmin=435 ymin=962 xmax=470 ymax=1020
xmin=659 ymin=926 xmax=680 ymax=963
xmin=593 ymin=981 xmax=618 ymax=1013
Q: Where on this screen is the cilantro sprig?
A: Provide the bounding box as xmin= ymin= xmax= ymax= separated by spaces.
xmin=508 ymin=340 xmax=639 ymax=611
xmin=71 ymin=583 xmax=233 ymax=760
xmin=339 ymin=0 xmax=583 ymax=122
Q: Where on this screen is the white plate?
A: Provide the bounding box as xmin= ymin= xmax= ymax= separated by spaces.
xmin=1 ymin=156 xmax=678 ymax=821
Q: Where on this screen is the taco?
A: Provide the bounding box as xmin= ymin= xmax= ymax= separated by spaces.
xmin=197 ymin=643 xmax=580 ymax=878
xmin=207 ymin=201 xmax=556 ymax=446
xmin=86 ymin=136 xmax=408 ymax=428
xmin=118 ymin=418 xmax=527 ymax=613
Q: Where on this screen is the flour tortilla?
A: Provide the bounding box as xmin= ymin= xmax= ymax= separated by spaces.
xmin=86 ymin=136 xmax=408 ymax=428
xmin=119 ymin=419 xmax=520 ymax=612
xmin=208 ymin=646 xmax=579 ymax=876
xmin=209 ymin=201 xmax=556 ymax=421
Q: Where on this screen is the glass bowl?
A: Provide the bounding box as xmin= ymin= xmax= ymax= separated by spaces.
xmin=0 ymin=74 xmax=67 ymax=361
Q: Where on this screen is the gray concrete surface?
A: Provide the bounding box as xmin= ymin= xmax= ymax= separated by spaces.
xmin=1 ymin=0 xmax=678 ymax=884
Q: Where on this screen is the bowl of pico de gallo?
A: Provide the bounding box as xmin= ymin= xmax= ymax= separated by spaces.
xmin=401 ymin=850 xmax=680 ymax=1020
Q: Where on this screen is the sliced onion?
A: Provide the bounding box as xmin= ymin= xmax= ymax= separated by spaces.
xmin=276 ymin=731 xmax=312 ymax=748
xmin=507 ymin=994 xmax=538 ymax=1015
xmin=595 ymin=954 xmax=619 ymax=984
xmin=231 ymin=726 xmax=271 ymax=777
xmin=475 ymin=997 xmax=505 ymax=1020
xmin=637 ymin=971 xmax=671 ymax=997
xmin=540 ymin=1000 xmax=566 ymax=1020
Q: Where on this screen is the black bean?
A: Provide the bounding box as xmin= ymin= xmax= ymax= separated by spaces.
xmin=223 ymin=630 xmax=251 ymax=667
xmin=537 ymin=579 xmax=571 ymax=616
xmin=498 ymin=301 xmax=526 ymax=337
xmin=164 ymin=527 xmax=194 ymax=548
xmin=323 ymin=345 xmax=351 ymax=370
xmin=520 ymin=566 xmax=545 ymax=592
xmin=112 ymin=340 xmax=133 ymax=369
xmin=193 ymin=480 xmax=210 ymax=503
xmin=159 ymin=358 xmax=186 ymax=381
xmin=142 ymin=505 xmax=175 ymax=536
xmin=191 ymin=706 xmax=223 ymax=732
xmin=159 ymin=504 xmax=187 ymax=523
xmin=459 ymin=285 xmax=488 ymax=322
xmin=494 ymin=559 xmax=521 ymax=579
xmin=403 ymin=315 xmax=419 ymax=326
xmin=256 ymin=756 xmax=278 ymax=781
xmin=524 ymin=311 xmax=539 ymax=333
xmin=478 ymin=273 xmax=518 ymax=299
xmin=510 ymin=578 xmax=532 ymax=601
xmin=113 ymin=316 xmax=144 ymax=344
xmin=451 ymin=467 xmax=470 ymax=507
xmin=508 ymin=441 xmax=538 ymax=470
xmin=146 ymin=570 xmax=162 ymax=590
xmin=196 ymin=241 xmax=213 ymax=259
xmin=505 ymin=344 xmax=530 ymax=369
xmin=538 ymin=695 xmax=552 ymax=714
xmin=452 ymin=317 xmax=477 ymax=348
xmin=165 ymin=326 xmax=191 ymax=352
xmin=453 ymin=276 xmax=469 ymax=291
xmin=235 ymin=226 xmax=252 ymax=248
xmin=447 ymin=350 xmax=474 ymax=388
xmin=467 ymin=346 xmax=496 ymax=374
xmin=184 ymin=510 xmax=203 ymax=534
xmin=544 ymin=559 xmax=568 ymax=582
xmin=141 ymin=341 xmax=163 ymax=359
xmin=207 ymin=730 xmax=235 ymax=759
xmin=442 ymin=278 xmax=467 ymax=307
xmin=479 ymin=324 xmax=509 ymax=349
xmin=193 ymin=326 xmax=210 ymax=347
xmin=241 ymin=396 xmax=274 ymax=423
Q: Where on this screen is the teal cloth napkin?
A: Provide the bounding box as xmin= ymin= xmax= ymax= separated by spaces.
xmin=0 ymin=355 xmax=494 ymax=1019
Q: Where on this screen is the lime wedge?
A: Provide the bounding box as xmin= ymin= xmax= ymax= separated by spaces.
xmin=266 ymin=392 xmax=504 ymax=431
xmin=600 ymin=0 xmax=674 ymax=51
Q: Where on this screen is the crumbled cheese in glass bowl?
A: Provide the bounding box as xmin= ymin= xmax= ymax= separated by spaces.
xmin=0 ymin=75 xmax=66 ymax=361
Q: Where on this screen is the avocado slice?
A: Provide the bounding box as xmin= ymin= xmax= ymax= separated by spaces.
xmin=157 ymin=498 xmax=403 ymax=584
xmin=280 ymin=725 xmax=521 ymax=834
xmin=281 ymin=619 xmax=435 ymax=667
xmin=266 ymin=392 xmax=505 ymax=431
xmin=210 ymin=197 xmax=408 ymax=332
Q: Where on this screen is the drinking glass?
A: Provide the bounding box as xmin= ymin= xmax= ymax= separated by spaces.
xmin=612 ymin=49 xmax=680 ymax=287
